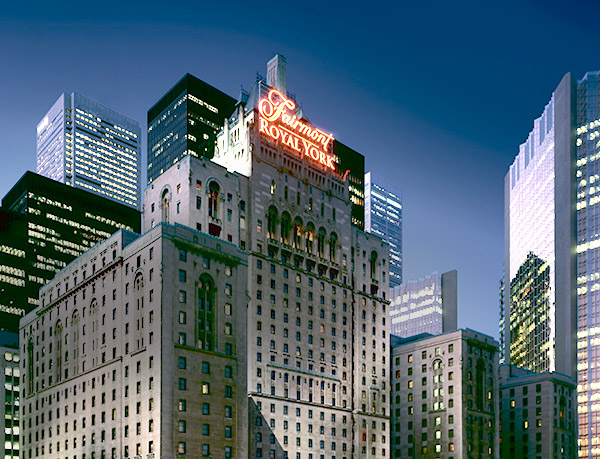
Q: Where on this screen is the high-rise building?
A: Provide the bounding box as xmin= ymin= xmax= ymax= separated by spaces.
xmin=0 ymin=172 xmax=140 ymax=332
xmin=498 ymin=364 xmax=576 ymax=459
xmin=36 ymin=92 xmax=142 ymax=209
xmin=498 ymin=276 xmax=505 ymax=364
xmin=390 ymin=329 xmax=500 ymax=459
xmin=20 ymin=224 xmax=248 ymax=459
xmin=146 ymin=54 xmax=390 ymax=459
xmin=147 ymin=73 xmax=237 ymax=184
xmin=389 ymin=270 xmax=457 ymax=337
xmin=336 ymin=141 xmax=365 ymax=230
xmin=365 ymin=172 xmax=402 ymax=286
xmin=504 ymin=70 xmax=600 ymax=458
xmin=0 ymin=331 xmax=19 ymax=459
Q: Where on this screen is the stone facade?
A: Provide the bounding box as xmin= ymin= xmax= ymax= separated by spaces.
xmin=20 ymin=224 xmax=248 ymax=459
xmin=391 ymin=329 xmax=499 ymax=459
xmin=499 ymin=365 xmax=576 ymax=459
xmin=212 ymin=75 xmax=390 ymax=459
xmin=1 ymin=332 xmax=20 ymax=459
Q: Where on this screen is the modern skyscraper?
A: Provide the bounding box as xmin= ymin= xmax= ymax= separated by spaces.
xmin=498 ymin=364 xmax=576 ymax=459
xmin=389 ymin=270 xmax=457 ymax=337
xmin=336 ymin=141 xmax=365 ymax=230
xmin=147 ymin=73 xmax=237 ymax=184
xmin=0 ymin=172 xmax=140 ymax=332
xmin=0 ymin=331 xmax=19 ymax=459
xmin=20 ymin=225 xmax=248 ymax=459
xmin=365 ymin=172 xmax=402 ymax=286
xmin=36 ymin=92 xmax=142 ymax=209
xmin=504 ymin=73 xmax=575 ymax=377
xmin=146 ymin=54 xmax=390 ymax=459
xmin=391 ymin=329 xmax=500 ymax=459
xmin=504 ymin=70 xmax=600 ymax=458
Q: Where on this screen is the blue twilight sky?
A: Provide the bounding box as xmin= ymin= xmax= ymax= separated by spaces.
xmin=1 ymin=0 xmax=599 ymax=339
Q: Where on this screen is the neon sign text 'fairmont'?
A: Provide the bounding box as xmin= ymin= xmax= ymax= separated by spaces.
xmin=258 ymin=89 xmax=335 ymax=170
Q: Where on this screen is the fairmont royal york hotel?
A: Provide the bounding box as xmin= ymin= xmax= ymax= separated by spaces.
xmin=18 ymin=55 xmax=392 ymax=459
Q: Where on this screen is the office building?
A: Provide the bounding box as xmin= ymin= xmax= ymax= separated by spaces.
xmin=389 ymin=270 xmax=457 ymax=338
xmin=498 ymin=365 xmax=576 ymax=459
xmin=391 ymin=329 xmax=499 ymax=459
xmin=498 ymin=276 xmax=505 ymax=364
xmin=365 ymin=172 xmax=402 ymax=286
xmin=504 ymin=71 xmax=600 ymax=457
xmin=147 ymin=73 xmax=237 ymax=184
xmin=0 ymin=172 xmax=140 ymax=333
xmin=503 ymin=74 xmax=575 ymax=376
xmin=336 ymin=141 xmax=365 ymax=230
xmin=20 ymin=224 xmax=248 ymax=459
xmin=146 ymin=54 xmax=390 ymax=459
xmin=36 ymin=92 xmax=142 ymax=209
xmin=1 ymin=331 xmax=19 ymax=459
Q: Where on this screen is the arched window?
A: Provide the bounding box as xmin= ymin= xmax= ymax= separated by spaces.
xmin=208 ymin=181 xmax=220 ymax=218
xmin=293 ymin=216 xmax=303 ymax=249
xmin=71 ymin=311 xmax=80 ymax=374
xmin=369 ymin=251 xmax=378 ymax=279
xmin=306 ymin=222 xmax=315 ymax=253
xmin=198 ymin=274 xmax=216 ymax=351
xmin=134 ymin=273 xmax=144 ymax=350
xmin=27 ymin=338 xmax=34 ymax=394
xmin=267 ymin=206 xmax=279 ymax=240
xmin=161 ymin=189 xmax=170 ymax=223
xmin=317 ymin=227 xmax=327 ymax=258
xmin=476 ymin=358 xmax=485 ymax=410
xmin=329 ymin=232 xmax=338 ymax=262
xmin=270 ymin=180 xmax=276 ymax=195
xmin=55 ymin=320 xmax=64 ymax=382
xmin=280 ymin=212 xmax=291 ymax=245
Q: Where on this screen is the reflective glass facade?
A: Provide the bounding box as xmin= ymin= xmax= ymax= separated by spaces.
xmin=147 ymin=74 xmax=237 ymax=184
xmin=504 ymin=71 xmax=600 ymax=458
xmin=506 ymin=94 xmax=558 ymax=374
xmin=364 ymin=172 xmax=402 ymax=287
xmin=576 ymin=71 xmax=600 ymax=459
xmin=36 ymin=93 xmax=141 ymax=209
xmin=0 ymin=172 xmax=140 ymax=332
xmin=389 ymin=270 xmax=457 ymax=337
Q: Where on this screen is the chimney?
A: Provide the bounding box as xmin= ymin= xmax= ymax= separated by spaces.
xmin=267 ymin=54 xmax=287 ymax=96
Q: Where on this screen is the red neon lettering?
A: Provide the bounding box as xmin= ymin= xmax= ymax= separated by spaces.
xmin=258 ymin=89 xmax=336 ymax=170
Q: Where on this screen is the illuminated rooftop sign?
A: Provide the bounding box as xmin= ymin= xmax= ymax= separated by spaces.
xmin=258 ymin=89 xmax=335 ymax=170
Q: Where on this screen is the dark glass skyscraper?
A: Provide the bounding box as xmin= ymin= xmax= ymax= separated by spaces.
xmin=147 ymin=74 xmax=237 ymax=183
xmin=334 ymin=141 xmax=365 ymax=229
xmin=0 ymin=172 xmax=140 ymax=332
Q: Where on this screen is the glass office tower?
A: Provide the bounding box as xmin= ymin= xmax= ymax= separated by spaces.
xmin=36 ymin=93 xmax=141 ymax=209
xmin=147 ymin=73 xmax=237 ymax=184
xmin=389 ymin=270 xmax=457 ymax=337
xmin=364 ymin=172 xmax=402 ymax=286
xmin=505 ymin=71 xmax=600 ymax=458
xmin=0 ymin=172 xmax=140 ymax=332
xmin=504 ymin=78 xmax=573 ymax=377
xmin=576 ymin=71 xmax=600 ymax=459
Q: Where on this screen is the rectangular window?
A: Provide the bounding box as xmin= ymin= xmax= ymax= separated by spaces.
xmin=179 ymin=290 xmax=186 ymax=303
xmin=179 ymin=270 xmax=186 ymax=282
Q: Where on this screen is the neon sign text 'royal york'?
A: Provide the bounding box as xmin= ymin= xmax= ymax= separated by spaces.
xmin=258 ymin=89 xmax=335 ymax=170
